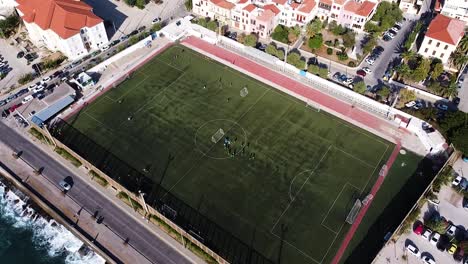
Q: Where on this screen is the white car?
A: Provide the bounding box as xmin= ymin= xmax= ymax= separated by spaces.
xmin=395 ymin=21 xmax=403 ymax=27
xmin=391 ymin=27 xmax=400 ymax=32
xmin=32 ymin=85 xmax=44 ymax=93
xmin=21 ymin=95 xmax=33 ymax=104
xmin=366 ymin=58 xmax=375 ymax=65
xmin=430 ymin=233 xmax=440 ymax=246
xmin=59 ymin=179 xmax=71 ymax=191
xmin=447 ymin=224 xmax=457 ymax=236
xmin=152 ymin=17 xmax=161 ymax=24
xmin=405 ymin=101 xmax=416 ymax=108
xmin=363 ymin=67 xmax=372 ymax=74
xmin=421 ymin=256 xmax=436 ymax=264
xmin=422 ymin=229 xmax=432 ymax=240
xmin=41 ymin=76 xmax=51 ymax=83
xmin=453 ymin=176 xmax=462 ymax=186
xmin=28 ymin=83 xmax=38 ymax=91
xmin=100 ymin=45 xmax=110 ymax=51
xmin=405 ymin=244 xmax=421 ymax=257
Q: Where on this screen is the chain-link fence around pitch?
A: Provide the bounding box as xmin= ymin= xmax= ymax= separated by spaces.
xmin=49 ymin=118 xmax=274 ymax=264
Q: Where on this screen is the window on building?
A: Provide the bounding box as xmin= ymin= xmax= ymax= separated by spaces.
xmin=440 ymin=53 xmax=445 ymax=58
xmin=436 ymin=42 xmax=440 ymax=47
xmin=424 ymin=48 xmax=428 ymax=53
xmin=428 ymin=40 xmax=432 ymax=45
xmin=444 ymin=45 xmax=448 ymax=50
xmin=432 ymin=50 xmax=436 ymax=55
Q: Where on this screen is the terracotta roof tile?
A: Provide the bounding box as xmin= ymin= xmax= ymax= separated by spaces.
xmin=238 ymin=0 xmax=248 ymax=3
xmin=211 ymin=0 xmax=235 ymax=9
xmin=263 ymin=4 xmax=281 ymax=15
xmin=257 ymin=9 xmax=275 ymax=22
xmin=344 ymin=0 xmax=376 ymax=17
xmin=298 ymin=0 xmax=316 ymax=13
xmin=426 ymin=14 xmax=466 ymax=45
xmin=243 ymin=3 xmax=256 ymax=12
xmin=334 ymin=0 xmax=346 ymax=5
xmin=272 ymin=0 xmax=288 ymax=5
xmin=320 ymin=0 xmax=333 ymax=5
xmin=16 ymin=0 xmax=102 ymax=39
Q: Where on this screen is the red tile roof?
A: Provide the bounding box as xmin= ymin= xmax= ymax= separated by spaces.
xmin=16 ymin=0 xmax=102 ymax=39
xmin=298 ymin=0 xmax=316 ymax=13
xmin=238 ymin=0 xmax=248 ymax=3
xmin=243 ymin=3 xmax=256 ymax=12
xmin=344 ymin=0 xmax=376 ymax=17
xmin=257 ymin=9 xmax=275 ymax=22
xmin=211 ymin=0 xmax=235 ymax=9
xmin=320 ymin=0 xmax=333 ymax=5
xmin=426 ymin=14 xmax=466 ymax=45
xmin=272 ymin=0 xmax=288 ymax=5
xmin=264 ymin=4 xmax=281 ymax=15
xmin=334 ymin=0 xmax=347 ymax=5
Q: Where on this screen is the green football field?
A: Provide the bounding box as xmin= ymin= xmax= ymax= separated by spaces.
xmin=66 ymin=45 xmax=410 ymax=263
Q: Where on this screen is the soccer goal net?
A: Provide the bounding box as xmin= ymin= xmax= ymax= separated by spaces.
xmin=240 ymin=87 xmax=249 ymax=97
xmin=306 ymin=99 xmax=321 ymax=112
xmin=362 ymin=194 xmax=373 ymax=205
xmin=211 ymin=128 xmax=225 ymax=144
xmin=345 ymin=199 xmax=362 ymax=224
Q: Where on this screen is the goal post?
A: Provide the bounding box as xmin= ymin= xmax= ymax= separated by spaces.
xmin=211 ymin=128 xmax=225 ymax=144
xmin=345 ymin=199 xmax=362 ymax=224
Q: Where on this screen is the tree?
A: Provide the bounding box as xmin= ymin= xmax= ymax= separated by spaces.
xmin=287 ymin=52 xmax=305 ymax=69
xmin=206 ymin=21 xmax=218 ymax=31
xmin=276 ymin=49 xmax=285 ymax=60
xmin=0 ymin=14 xmax=19 ymax=38
xmin=458 ymin=35 xmax=468 ymax=54
xmin=398 ymin=89 xmax=416 ymax=107
xmin=370 ymin=2 xmax=402 ymax=32
xmin=362 ymin=35 xmax=377 ymax=54
xmin=354 ymin=81 xmax=367 ymax=94
xmin=332 ymin=24 xmax=346 ymax=35
xmin=401 ymin=50 xmax=416 ymax=62
xmin=272 ymin=25 xmax=289 ymax=44
xmin=450 ymin=50 xmax=468 ymax=70
xmin=308 ymin=64 xmax=319 ymax=75
xmin=124 ymin=0 xmax=136 ymax=6
xmin=151 ymin=23 xmax=162 ymax=33
xmin=135 ymin=0 xmax=146 ymax=9
xmin=364 ymin=21 xmax=381 ymax=33
xmin=425 ymin=218 xmax=449 ymax=234
xmin=439 ymin=111 xmax=468 ymax=153
xmin=290 ymin=25 xmax=301 ymax=37
xmin=308 ymin=34 xmax=323 ymax=49
xmin=450 ymin=126 xmax=468 ymax=154
xmin=184 ymin=0 xmax=192 ymax=10
xmin=266 ymin=44 xmax=278 ymax=57
xmin=412 ymin=58 xmax=431 ymax=82
xmin=307 ymin=18 xmax=322 ymax=38
xmin=430 ymin=62 xmax=444 ymax=80
xmin=342 ymin=31 xmax=356 ymax=48
xmin=377 ymin=86 xmax=391 ymax=99
xmin=244 ymin=34 xmax=257 ymax=47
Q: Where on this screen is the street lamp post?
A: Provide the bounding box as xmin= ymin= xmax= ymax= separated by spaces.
xmin=138 ymin=190 xmax=150 ymax=218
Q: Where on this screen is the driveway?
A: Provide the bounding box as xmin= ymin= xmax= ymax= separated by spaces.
xmin=0 ymin=38 xmax=34 ymax=93
xmin=84 ymin=0 xmax=187 ymax=40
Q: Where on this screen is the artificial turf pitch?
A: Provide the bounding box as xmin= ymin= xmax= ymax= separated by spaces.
xmin=68 ymin=45 xmax=395 ymax=263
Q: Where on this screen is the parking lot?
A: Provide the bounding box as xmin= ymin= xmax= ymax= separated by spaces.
xmin=0 ymin=38 xmax=35 ymax=92
xmin=85 ymin=0 xmax=187 ymax=41
xmin=375 ymin=158 xmax=468 ymax=264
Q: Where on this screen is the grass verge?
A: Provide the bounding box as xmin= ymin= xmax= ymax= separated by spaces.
xmin=117 ymin=191 xmax=143 ymax=211
xmin=89 ymin=170 xmax=108 ymax=187
xmin=29 ymin=127 xmax=51 ymax=145
xmin=54 ymin=147 xmax=82 ymax=167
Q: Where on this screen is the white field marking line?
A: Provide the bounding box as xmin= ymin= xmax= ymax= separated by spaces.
xmin=320 ymin=218 xmax=346 ymax=264
xmin=81 ymin=112 xmax=116 ymax=135
xmin=288 ymin=170 xmax=312 ymax=202
xmin=270 ymin=145 xmax=332 ymax=233
xmin=154 ymin=57 xmax=185 ymax=73
xmin=109 ymin=74 xmax=150 ymax=103
xmin=269 ymin=232 xmax=322 ymax=264
xmin=162 ymin=88 xmax=271 ymax=198
xmin=334 ymin=147 xmax=375 ymax=168
xmin=359 ymin=143 xmax=389 ymax=195
xmin=145 ymin=95 xmax=170 ymax=111
xmin=320 ymin=182 xmax=361 ymax=234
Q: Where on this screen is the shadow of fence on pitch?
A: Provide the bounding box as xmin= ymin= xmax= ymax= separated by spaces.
xmin=49 ymin=118 xmax=274 ymax=264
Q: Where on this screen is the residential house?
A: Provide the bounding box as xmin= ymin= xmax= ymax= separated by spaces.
xmin=15 ymin=0 xmax=108 ymax=60
xmin=398 ymin=0 xmax=423 ymax=15
xmin=418 ymin=14 xmax=466 ymax=64
xmin=337 ymin=0 xmax=377 ymax=31
xmin=440 ymin=0 xmax=468 ymax=23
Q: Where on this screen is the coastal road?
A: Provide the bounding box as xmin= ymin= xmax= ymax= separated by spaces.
xmin=0 ymin=121 xmax=195 ymax=264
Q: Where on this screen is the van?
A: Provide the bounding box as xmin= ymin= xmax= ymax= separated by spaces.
xmin=22 ymin=95 xmax=33 ymax=104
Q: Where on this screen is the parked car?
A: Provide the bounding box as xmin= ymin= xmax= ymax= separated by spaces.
xmin=365 ymin=58 xmax=375 ymax=65
xmin=421 ymin=256 xmax=435 ymax=264
xmin=138 ymin=26 xmax=146 ymax=32
xmin=32 ymin=85 xmax=44 ymax=93
xmin=21 ymin=95 xmax=33 ymax=104
xmin=362 ymin=67 xmax=372 ymax=74
xmin=414 ymin=223 xmax=424 ymax=235
xmin=463 ymin=197 xmax=468 ymax=209
xmin=16 ymin=88 xmax=29 ymax=97
xmin=436 ymin=104 xmax=448 ymax=111
xmin=333 ymin=72 xmax=342 ymax=81
xmin=120 ymin=35 xmax=129 ymax=41
xmin=452 ymin=176 xmax=463 ymax=186
xmin=405 ymin=244 xmax=421 ymax=257
xmin=228 ymin=32 xmax=237 ymax=41
xmin=41 ymin=76 xmax=51 ymax=83
xmin=100 ymin=45 xmax=110 ymax=51
xmin=16 ymin=51 xmax=25 ymax=58
xmin=460 ymin=178 xmax=468 ymax=190
xmin=152 ymin=17 xmax=161 ymax=24
xmin=8 ymin=103 xmax=21 ymax=112
xmin=59 ymin=179 xmax=71 ymax=191
xmin=0 ymin=100 xmax=6 ymax=107
xmin=446 ymin=224 xmax=457 ymax=236
xmin=448 ymin=243 xmax=458 ymax=254
xmin=255 ymin=42 xmax=267 ymax=51
xmin=422 ymin=122 xmax=435 ymax=133
xmin=52 ymin=70 xmax=63 ymax=78
xmin=430 ymin=233 xmax=441 ymax=246
xmin=129 ymin=30 xmax=139 ymax=36
xmin=406 ymin=101 xmax=416 ymax=108
xmin=422 ymin=228 xmax=432 ymax=240
xmin=356 ymin=70 xmax=366 ymax=77
xmin=110 ymin=39 xmax=121 ymax=46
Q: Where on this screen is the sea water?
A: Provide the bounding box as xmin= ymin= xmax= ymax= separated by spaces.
xmin=0 ymin=180 xmax=105 ymax=264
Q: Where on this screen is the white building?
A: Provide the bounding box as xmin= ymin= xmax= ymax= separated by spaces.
xmin=418 ymin=14 xmax=465 ymax=64
xmin=441 ymin=0 xmax=468 ymax=23
xmin=15 ymin=0 xmax=108 ymax=60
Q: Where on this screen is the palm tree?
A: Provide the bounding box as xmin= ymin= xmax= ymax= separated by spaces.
xmin=443 ymin=82 xmax=458 ymax=99
xmin=458 ymin=35 xmax=468 ymax=54
xmin=401 ymin=50 xmax=416 ymax=62
xmin=450 ymin=51 xmax=468 ymax=70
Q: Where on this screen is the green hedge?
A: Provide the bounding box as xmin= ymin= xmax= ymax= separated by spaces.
xmin=55 ymin=147 xmax=82 ymax=167
xmin=89 ymin=170 xmax=108 ymax=187
xmin=29 ymin=127 xmax=51 ymax=145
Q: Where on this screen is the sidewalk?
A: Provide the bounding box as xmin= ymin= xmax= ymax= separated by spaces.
xmin=2 ymin=118 xmax=206 ymax=264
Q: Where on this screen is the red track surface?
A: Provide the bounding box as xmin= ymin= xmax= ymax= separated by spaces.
xmin=182 ymin=36 xmax=404 ymax=264
xmin=331 ymin=141 xmax=401 ymax=264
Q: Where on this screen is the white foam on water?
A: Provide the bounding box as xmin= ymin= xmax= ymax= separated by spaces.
xmin=0 ymin=182 xmax=105 ymax=264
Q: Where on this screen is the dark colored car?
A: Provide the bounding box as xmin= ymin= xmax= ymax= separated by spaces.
xmin=453 ymin=97 xmax=460 ymax=106
xmin=111 ymin=39 xmax=121 ymax=46
xmin=52 ymin=70 xmax=63 ymax=78
xmin=138 ymin=26 xmax=146 ymax=32
xmin=356 ymin=70 xmax=366 ymax=77
xmin=255 ymin=42 xmax=267 ymax=51
xmin=1 ymin=109 xmax=10 ymax=118
xmin=333 ymin=72 xmax=341 ymax=80
xmin=16 ymin=88 xmax=29 ymax=97
xmin=228 ymin=32 xmax=237 ymax=40
xmin=17 ymin=51 xmax=25 ymax=58
xmin=463 ymin=197 xmax=468 ymax=209
xmin=8 ymin=103 xmax=21 ymax=112
xmin=0 ymin=100 xmax=6 ymax=106
xmin=129 ymin=30 xmax=139 ymax=36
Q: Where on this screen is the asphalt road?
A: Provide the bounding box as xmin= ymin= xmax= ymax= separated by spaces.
xmin=0 ymin=121 xmax=193 ymax=264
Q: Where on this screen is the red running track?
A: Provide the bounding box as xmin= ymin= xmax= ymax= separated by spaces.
xmin=182 ymin=36 xmax=401 ymax=142
xmin=182 ymin=36 xmax=403 ymax=264
xmin=331 ymin=141 xmax=401 ymax=264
